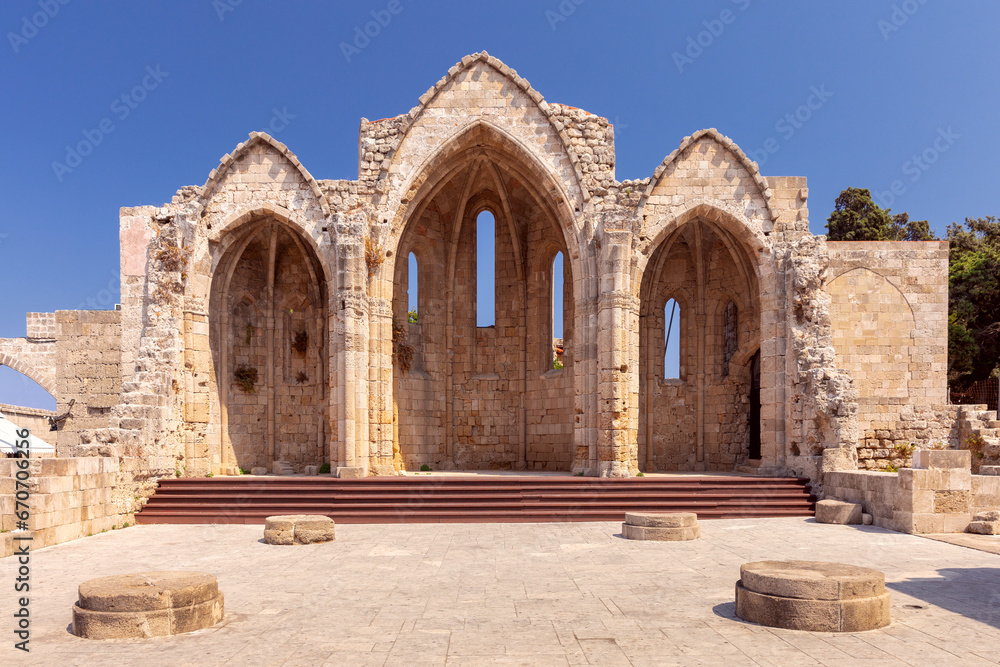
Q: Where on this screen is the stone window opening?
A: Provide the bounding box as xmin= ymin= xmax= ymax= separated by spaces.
xmin=407 ymin=251 xmax=419 ymax=324
xmin=475 ymin=209 xmax=495 ymax=328
xmin=551 ymin=251 xmax=565 ymax=370
xmin=664 ymin=298 xmax=681 ymax=380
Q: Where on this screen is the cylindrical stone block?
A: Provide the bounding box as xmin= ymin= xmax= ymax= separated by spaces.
xmin=622 ymin=512 xmax=700 ymax=540
xmin=735 ymin=561 xmax=890 ymax=632
xmin=72 ymin=571 xmax=224 ymax=639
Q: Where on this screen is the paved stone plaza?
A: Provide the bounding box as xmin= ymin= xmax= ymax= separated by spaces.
xmin=3 ymin=518 xmax=1000 ymax=665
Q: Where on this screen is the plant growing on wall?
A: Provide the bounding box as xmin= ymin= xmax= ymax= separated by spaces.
xmin=292 ymin=330 xmax=308 ymax=354
xmin=408 ymin=308 xmax=418 ymax=323
xmin=392 ymin=317 xmax=413 ymax=374
xmin=234 ymin=365 xmax=258 ymax=393
xmin=364 ymin=234 xmax=385 ymax=277
xmin=295 ymin=371 xmax=308 ymax=384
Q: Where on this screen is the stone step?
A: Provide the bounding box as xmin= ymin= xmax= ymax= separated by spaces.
xmin=136 ymin=475 xmax=815 ymax=524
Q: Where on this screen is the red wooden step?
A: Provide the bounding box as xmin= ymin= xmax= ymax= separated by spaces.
xmin=136 ymin=474 xmax=814 ymax=525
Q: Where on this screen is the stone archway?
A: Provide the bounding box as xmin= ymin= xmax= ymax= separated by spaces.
xmin=391 ymin=146 xmax=577 ymax=472
xmin=209 ymin=219 xmax=329 ymax=472
xmin=638 ymin=217 xmax=761 ymax=472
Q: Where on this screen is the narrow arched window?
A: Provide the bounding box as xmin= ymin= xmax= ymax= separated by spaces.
xmin=664 ymin=298 xmax=680 ymax=379
xmin=552 ymin=251 xmax=564 ymax=369
xmin=476 ymin=210 xmax=495 ymax=327
xmin=723 ymin=301 xmax=738 ymax=377
xmin=407 ymin=252 xmax=419 ymax=323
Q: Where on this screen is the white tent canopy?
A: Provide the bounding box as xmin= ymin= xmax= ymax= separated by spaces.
xmin=0 ymin=408 xmax=56 ymax=455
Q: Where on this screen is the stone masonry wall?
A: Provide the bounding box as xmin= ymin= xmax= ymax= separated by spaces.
xmin=827 ymin=241 xmax=950 ymax=469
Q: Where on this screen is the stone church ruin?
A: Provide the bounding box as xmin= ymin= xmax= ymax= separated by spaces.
xmin=3 ymin=53 xmax=997 ymax=550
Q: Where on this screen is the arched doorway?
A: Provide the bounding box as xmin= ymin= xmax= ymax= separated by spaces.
xmin=209 ymin=219 xmax=329 ymax=472
xmin=391 ymin=141 xmax=577 ymax=471
xmin=638 ymin=216 xmax=760 ymax=471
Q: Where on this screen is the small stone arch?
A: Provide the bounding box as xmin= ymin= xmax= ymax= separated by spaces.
xmin=0 ymin=352 xmax=57 ymax=399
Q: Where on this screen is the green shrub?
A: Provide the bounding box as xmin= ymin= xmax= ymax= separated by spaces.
xmin=319 ymin=462 xmax=331 ymax=474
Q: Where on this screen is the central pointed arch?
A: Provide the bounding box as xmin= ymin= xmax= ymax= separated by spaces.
xmin=388 ymin=122 xmax=587 ymax=472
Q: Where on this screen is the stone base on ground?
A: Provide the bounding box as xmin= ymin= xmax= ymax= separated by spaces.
xmin=264 ymin=514 xmax=336 ymax=545
xmin=967 ymin=510 xmax=1000 ymax=535
xmin=72 ymin=571 xmax=224 ymax=639
xmin=735 ymin=560 xmax=890 ymax=632
xmin=815 ymin=499 xmax=863 ymax=525
xmin=622 ymin=512 xmax=700 ymax=541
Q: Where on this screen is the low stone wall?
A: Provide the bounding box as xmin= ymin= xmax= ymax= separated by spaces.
xmin=824 ymin=471 xmax=900 ymax=531
xmin=0 ymin=457 xmax=129 ymax=557
xmin=973 ymin=474 xmax=1000 ymax=513
xmin=824 ymin=450 xmax=999 ymax=534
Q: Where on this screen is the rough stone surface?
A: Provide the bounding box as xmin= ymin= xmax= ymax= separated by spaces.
xmin=735 ymin=560 xmax=890 ymax=632
xmin=815 ymin=499 xmax=863 ymax=525
xmin=621 ymin=523 xmax=701 ymax=541
xmin=264 ymin=514 xmax=335 ymax=545
xmin=250 ymin=466 xmax=268 ymax=476
xmin=623 ymin=511 xmax=697 ymax=528
xmin=967 ymin=509 xmax=1000 ymax=535
xmin=13 ymin=518 xmax=1000 ymax=664
xmin=72 ymin=571 xmax=224 ymax=639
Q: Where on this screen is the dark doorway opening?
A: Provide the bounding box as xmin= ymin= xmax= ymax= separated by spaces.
xmin=749 ymin=351 xmax=761 ymax=460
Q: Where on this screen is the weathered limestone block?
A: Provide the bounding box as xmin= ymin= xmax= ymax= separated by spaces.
xmin=967 ymin=510 xmax=1000 ymax=535
xmin=622 ymin=512 xmax=699 ymax=541
xmin=72 ymin=571 xmax=224 ymax=639
xmin=735 ymin=561 xmax=890 ymax=632
xmin=815 ymin=499 xmax=863 ymax=525
xmin=979 ymin=466 xmax=1000 ymax=476
xmin=912 ymin=449 xmax=971 ymax=470
xmin=250 ymin=466 xmax=267 ymax=476
xmin=304 ymin=465 xmax=318 ymax=476
xmin=264 ymin=514 xmax=335 ymax=545
xmin=336 ymin=466 xmax=365 ymax=479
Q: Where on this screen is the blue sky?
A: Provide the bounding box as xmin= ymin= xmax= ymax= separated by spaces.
xmin=2 ymin=0 xmax=998 ymax=409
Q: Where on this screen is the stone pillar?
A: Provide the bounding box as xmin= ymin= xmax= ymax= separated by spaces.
xmin=897 ymin=450 xmax=972 ymax=533
xmin=333 ymin=221 xmax=370 ymax=476
xmin=596 ymin=230 xmax=638 ymax=477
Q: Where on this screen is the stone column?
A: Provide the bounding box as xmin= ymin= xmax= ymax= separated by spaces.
xmin=596 ymin=230 xmax=639 ymax=477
